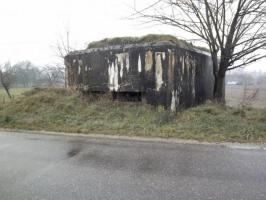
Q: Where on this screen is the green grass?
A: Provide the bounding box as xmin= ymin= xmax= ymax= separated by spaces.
xmin=0 ymin=88 xmax=30 ymax=103
xmin=0 ymin=88 xmax=265 ymax=143
xmin=87 ymin=34 xmax=209 ymax=52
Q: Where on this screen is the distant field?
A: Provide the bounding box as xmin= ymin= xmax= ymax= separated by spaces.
xmin=226 ymin=85 xmax=266 ymax=109
xmin=0 ymin=88 xmax=30 ymax=103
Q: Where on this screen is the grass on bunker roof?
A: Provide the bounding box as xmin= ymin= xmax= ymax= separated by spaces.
xmin=87 ymin=34 xmax=209 ymax=52
xmin=0 ymin=88 xmax=265 ymax=143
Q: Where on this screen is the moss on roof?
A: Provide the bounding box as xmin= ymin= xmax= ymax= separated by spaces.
xmin=87 ymin=34 xmax=209 ymax=52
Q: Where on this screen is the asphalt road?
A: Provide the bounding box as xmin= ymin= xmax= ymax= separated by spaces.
xmin=0 ymin=131 xmax=266 ymax=200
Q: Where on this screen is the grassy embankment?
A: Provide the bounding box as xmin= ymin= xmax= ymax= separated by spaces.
xmin=0 ymin=88 xmax=265 ymax=143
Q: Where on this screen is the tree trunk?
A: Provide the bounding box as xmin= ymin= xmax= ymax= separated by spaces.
xmin=65 ymin=67 xmax=68 ymax=88
xmin=210 ymin=51 xmax=226 ymax=103
xmin=3 ymin=85 xmax=12 ymax=99
xmin=213 ymin=73 xmax=225 ymax=103
xmin=0 ymin=71 xmax=12 ymax=99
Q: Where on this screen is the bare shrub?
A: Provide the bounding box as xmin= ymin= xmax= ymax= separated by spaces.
xmin=240 ymin=84 xmax=260 ymax=108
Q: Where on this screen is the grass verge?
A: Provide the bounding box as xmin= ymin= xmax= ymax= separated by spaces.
xmin=0 ymin=88 xmax=265 ymax=143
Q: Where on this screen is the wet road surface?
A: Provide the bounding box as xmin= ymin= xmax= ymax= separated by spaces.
xmin=0 ymin=131 xmax=266 ymax=200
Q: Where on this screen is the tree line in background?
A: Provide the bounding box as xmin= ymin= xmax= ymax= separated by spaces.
xmin=0 ymin=26 xmax=71 ymax=99
xmin=0 ymin=61 xmax=64 ymax=98
xmin=226 ymin=71 xmax=266 ymax=86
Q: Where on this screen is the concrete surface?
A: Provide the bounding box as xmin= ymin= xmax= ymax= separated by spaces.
xmin=0 ymin=130 xmax=266 ymax=200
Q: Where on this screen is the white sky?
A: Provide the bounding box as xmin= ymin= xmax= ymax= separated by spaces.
xmin=0 ymin=0 xmax=265 ymax=72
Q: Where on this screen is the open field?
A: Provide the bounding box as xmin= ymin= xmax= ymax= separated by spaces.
xmin=0 ymin=88 xmax=265 ymax=143
xmin=226 ymin=85 xmax=266 ymax=109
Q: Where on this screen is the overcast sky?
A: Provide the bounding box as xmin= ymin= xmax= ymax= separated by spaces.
xmin=0 ymin=0 xmax=265 ymax=72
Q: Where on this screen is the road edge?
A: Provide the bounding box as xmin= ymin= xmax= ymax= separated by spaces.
xmin=0 ymin=128 xmax=265 ymax=150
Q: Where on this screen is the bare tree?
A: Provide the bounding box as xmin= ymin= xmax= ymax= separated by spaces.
xmin=134 ymin=0 xmax=266 ymax=102
xmin=53 ymin=27 xmax=74 ymax=88
xmin=0 ymin=62 xmax=15 ymax=99
xmin=42 ymin=64 xmax=65 ymax=87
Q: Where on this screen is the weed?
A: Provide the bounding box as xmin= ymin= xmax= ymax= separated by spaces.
xmin=154 ymin=111 xmax=175 ymax=125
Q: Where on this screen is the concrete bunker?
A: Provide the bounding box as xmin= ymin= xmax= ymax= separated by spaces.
xmin=65 ymin=35 xmax=214 ymax=111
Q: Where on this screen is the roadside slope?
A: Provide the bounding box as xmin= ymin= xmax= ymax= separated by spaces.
xmin=0 ymin=88 xmax=265 ymax=143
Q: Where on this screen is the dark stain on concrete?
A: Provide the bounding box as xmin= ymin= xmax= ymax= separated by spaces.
xmin=67 ymin=147 xmax=82 ymax=158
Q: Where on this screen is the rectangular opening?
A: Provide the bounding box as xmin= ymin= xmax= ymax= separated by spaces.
xmin=112 ymin=92 xmax=142 ymax=102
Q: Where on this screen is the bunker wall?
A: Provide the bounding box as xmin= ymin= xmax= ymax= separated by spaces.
xmin=65 ymin=45 xmax=214 ymax=111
